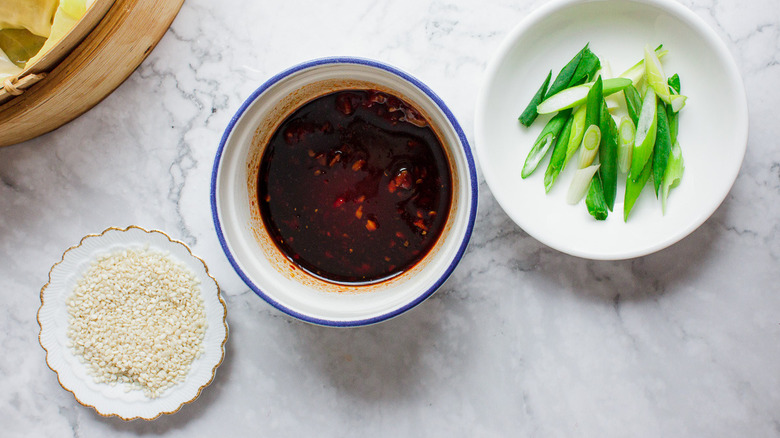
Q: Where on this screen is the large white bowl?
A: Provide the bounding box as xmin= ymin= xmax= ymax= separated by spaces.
xmin=475 ymin=0 xmax=748 ymax=260
xmin=211 ymin=58 xmax=477 ymax=327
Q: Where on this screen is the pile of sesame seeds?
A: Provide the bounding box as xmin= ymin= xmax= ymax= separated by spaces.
xmin=66 ymin=247 xmax=207 ymax=398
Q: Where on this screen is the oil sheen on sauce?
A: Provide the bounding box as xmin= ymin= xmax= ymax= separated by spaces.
xmin=257 ymin=89 xmax=452 ymax=285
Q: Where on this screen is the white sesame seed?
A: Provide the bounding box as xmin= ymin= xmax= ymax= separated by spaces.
xmin=67 ymin=247 xmax=206 ymax=398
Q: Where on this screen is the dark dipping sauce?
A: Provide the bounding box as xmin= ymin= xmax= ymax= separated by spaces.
xmin=258 ymin=89 xmax=452 ymax=285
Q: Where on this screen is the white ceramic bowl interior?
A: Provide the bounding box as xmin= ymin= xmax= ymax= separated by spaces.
xmin=212 ymin=58 xmax=477 ymax=326
xmin=475 ymin=0 xmax=748 ymax=260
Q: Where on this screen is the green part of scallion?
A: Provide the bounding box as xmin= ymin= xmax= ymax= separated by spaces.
xmin=544 ymin=113 xmax=575 ymax=192
xmin=546 ymin=44 xmax=589 ymax=99
xmin=598 ymin=99 xmax=619 ymax=211
xmin=667 ymin=74 xmax=681 ymax=145
xmin=567 ymin=48 xmax=601 ymax=87
xmin=652 ymin=99 xmax=673 ymax=196
xmin=585 ymin=76 xmax=603 ymax=128
xmin=564 ymin=105 xmax=587 ymax=167
xmin=521 ymin=109 xmax=572 ymax=178
xmin=629 ymin=88 xmax=657 ymax=179
xmin=668 ymin=73 xmax=681 ymax=94
xmin=623 ymin=85 xmax=642 ymax=126
xmin=586 ymin=175 xmax=609 ymax=220
xmin=624 ymin=158 xmax=652 ymax=222
xmin=566 ymin=164 xmax=600 ymax=205
xmin=518 ymin=70 xmax=552 ymax=127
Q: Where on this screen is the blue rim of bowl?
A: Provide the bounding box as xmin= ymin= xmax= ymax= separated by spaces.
xmin=210 ymin=57 xmax=478 ymax=327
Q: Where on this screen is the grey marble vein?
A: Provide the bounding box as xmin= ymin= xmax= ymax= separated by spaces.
xmin=0 ymin=0 xmax=778 ymax=436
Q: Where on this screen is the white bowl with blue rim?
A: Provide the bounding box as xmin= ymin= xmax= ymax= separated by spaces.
xmin=211 ymin=58 xmax=477 ymax=327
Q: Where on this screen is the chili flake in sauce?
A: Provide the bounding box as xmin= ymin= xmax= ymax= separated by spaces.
xmin=258 ymin=89 xmax=452 ymax=285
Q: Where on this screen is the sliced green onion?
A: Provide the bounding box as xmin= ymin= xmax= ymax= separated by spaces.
xmin=644 ymin=43 xmax=687 ymax=111
xmin=644 ymin=44 xmax=670 ymax=103
xmin=598 ymin=99 xmax=619 ymax=211
xmin=637 ymin=79 xmax=648 ymax=100
xmin=601 ymin=61 xmax=623 ymax=111
xmin=668 ymin=73 xmax=681 ymax=94
xmin=629 ymin=88 xmax=657 ymax=179
xmin=667 ymin=74 xmax=681 ymax=145
xmin=617 ymin=116 xmax=636 ymax=173
xmin=601 ymin=60 xmax=612 ymax=78
xmin=564 ymin=105 xmax=587 ymax=167
xmin=518 ymin=70 xmax=552 ymax=127
xmin=521 ymin=110 xmax=571 ymax=178
xmin=546 ymin=44 xmax=589 ymax=99
xmin=624 ymin=158 xmax=652 ymax=221
xmin=567 ymin=48 xmax=601 ymax=87
xmin=536 ymin=77 xmax=632 ymax=114
xmin=566 ymin=164 xmax=600 ymax=205
xmin=544 ymin=113 xmax=575 ymax=192
xmin=619 ymin=44 xmax=668 ymax=85
xmin=670 ymin=94 xmax=687 ymax=112
xmin=577 ymin=124 xmax=601 ymax=168
xmin=586 ymin=176 xmax=609 ymax=220
xmin=623 ymin=85 xmax=642 ymax=125
xmin=661 ymin=141 xmax=684 ymax=214
xmin=652 ymin=99 xmax=673 ymax=196
xmin=584 ymin=76 xmax=603 ymax=128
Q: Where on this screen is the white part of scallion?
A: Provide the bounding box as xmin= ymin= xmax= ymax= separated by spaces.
xmin=566 ymin=164 xmax=601 ymax=205
xmin=577 ymin=124 xmax=601 ymax=169
xmin=629 ymin=88 xmax=657 ymax=178
xmin=601 ymin=61 xmax=623 ymax=111
xmin=536 ymin=78 xmax=632 ymax=115
xmin=536 ymin=85 xmax=589 ymax=115
xmin=644 ymin=44 xmax=687 ymax=111
xmin=644 ymin=44 xmax=671 ymax=104
xmin=619 ymin=47 xmax=669 ymax=86
xmin=601 ymin=61 xmax=612 ymax=79
xmin=617 ymin=116 xmax=636 ymax=173
xmin=522 ymin=133 xmax=554 ymax=178
xmin=661 ymin=141 xmax=685 ymax=214
xmin=670 ymin=94 xmax=687 ymax=112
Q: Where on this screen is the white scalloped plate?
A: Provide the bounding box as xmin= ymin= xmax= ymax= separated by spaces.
xmin=38 ymin=226 xmax=228 ymax=420
xmin=475 ymin=0 xmax=748 ymax=259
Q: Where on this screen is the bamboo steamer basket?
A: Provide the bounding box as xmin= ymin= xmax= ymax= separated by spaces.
xmin=0 ymin=0 xmax=116 ymax=104
xmin=0 ymin=0 xmax=185 ymax=147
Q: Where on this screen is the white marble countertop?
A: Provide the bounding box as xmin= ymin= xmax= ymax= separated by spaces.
xmin=1 ymin=0 xmax=778 ymax=436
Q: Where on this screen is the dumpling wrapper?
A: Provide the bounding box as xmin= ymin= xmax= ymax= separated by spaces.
xmin=26 ymin=0 xmax=90 ymax=67
xmin=0 ymin=47 xmax=23 ymax=81
xmin=0 ymin=0 xmax=60 ymax=38
xmin=0 ymin=29 xmax=47 ymax=67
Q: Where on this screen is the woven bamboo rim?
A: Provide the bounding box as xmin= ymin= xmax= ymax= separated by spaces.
xmin=1 ymin=74 xmax=46 ymax=99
